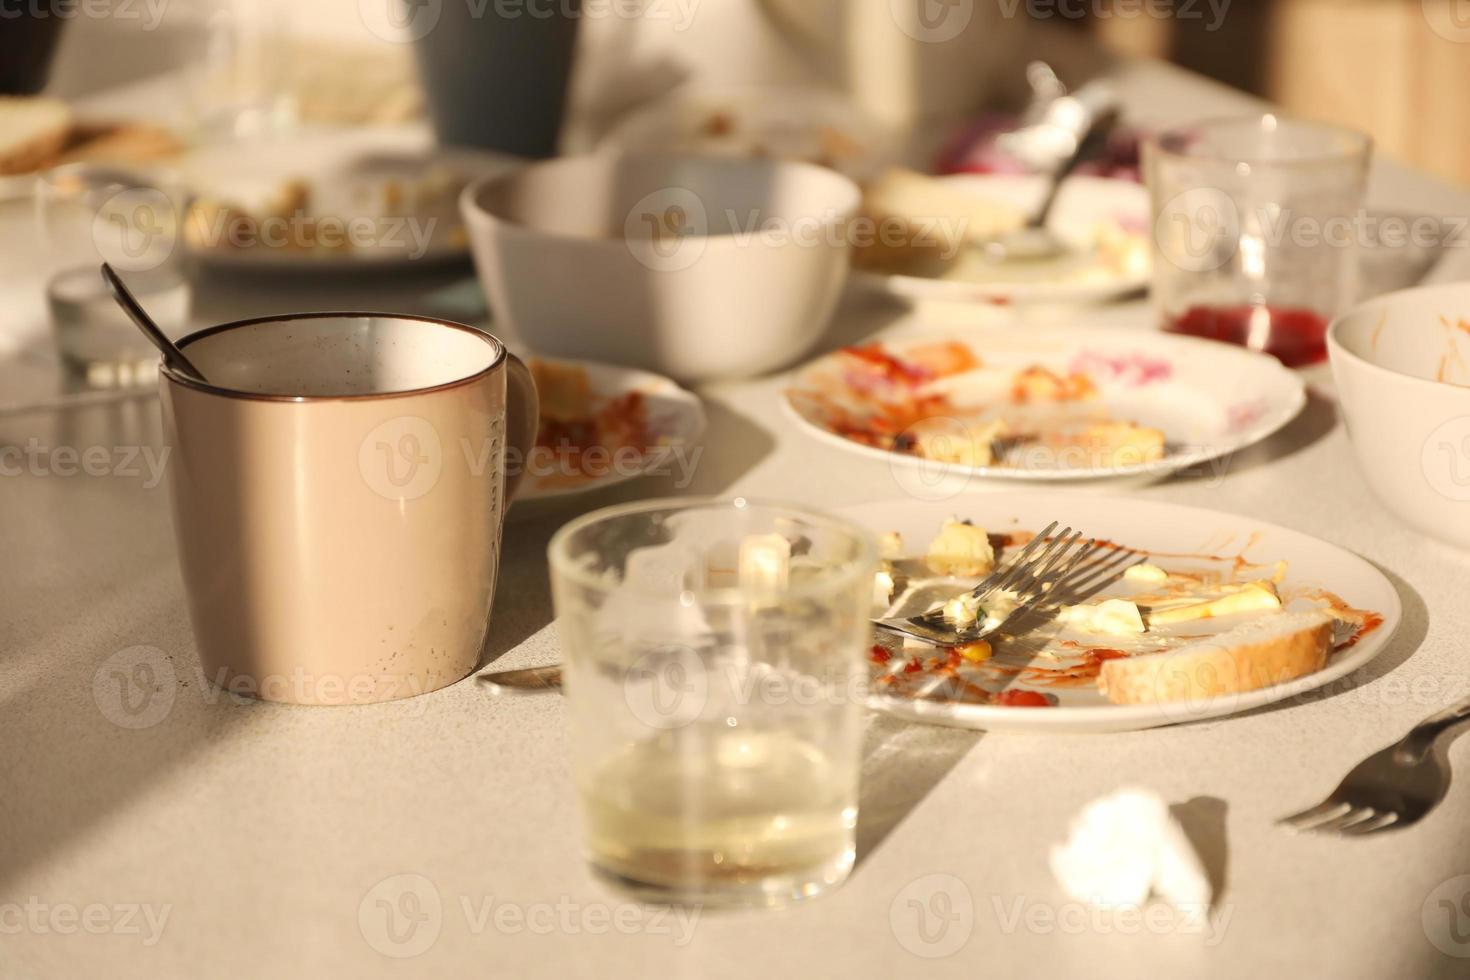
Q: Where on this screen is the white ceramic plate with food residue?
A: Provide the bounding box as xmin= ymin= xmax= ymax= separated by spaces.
xmin=843 ymin=492 xmax=1400 ymax=734
xmin=783 ymin=325 xmax=1305 ymax=483
xmin=854 ymin=174 xmax=1151 ymax=305
xmin=513 ymin=356 xmax=706 ymax=508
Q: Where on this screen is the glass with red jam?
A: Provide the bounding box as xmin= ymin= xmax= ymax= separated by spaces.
xmin=1144 ymin=115 xmax=1371 ymax=367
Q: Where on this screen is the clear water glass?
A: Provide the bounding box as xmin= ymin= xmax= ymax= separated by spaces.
xmin=1144 ymin=114 xmax=1371 ymax=367
xmin=549 ymin=497 xmax=878 ymax=908
xmin=35 ymin=163 xmax=191 ymax=386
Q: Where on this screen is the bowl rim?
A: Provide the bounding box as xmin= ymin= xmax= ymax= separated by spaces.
xmin=458 ymin=150 xmax=863 ymax=245
xmin=1327 ymin=281 xmax=1470 ymax=391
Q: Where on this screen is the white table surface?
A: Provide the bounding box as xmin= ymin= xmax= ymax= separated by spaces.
xmin=6 ymin=48 xmax=1470 ymax=979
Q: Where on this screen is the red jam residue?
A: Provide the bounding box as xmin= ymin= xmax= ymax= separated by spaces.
xmin=1165 ymin=304 xmax=1329 ymax=368
xmin=993 ymin=690 xmax=1052 ymax=708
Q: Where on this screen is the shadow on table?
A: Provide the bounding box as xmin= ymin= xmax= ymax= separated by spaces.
xmin=853 ymin=714 xmax=982 ymax=866
xmin=1171 ymin=795 xmax=1230 ymax=906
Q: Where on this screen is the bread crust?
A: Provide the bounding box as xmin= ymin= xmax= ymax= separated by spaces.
xmin=1097 ymin=615 xmax=1333 ymax=705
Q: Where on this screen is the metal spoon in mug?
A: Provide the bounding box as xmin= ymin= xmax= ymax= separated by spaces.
xmin=100 ymin=262 xmax=208 ymax=383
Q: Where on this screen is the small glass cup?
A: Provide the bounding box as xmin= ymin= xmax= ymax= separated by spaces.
xmin=1144 ymin=114 xmax=1371 ymax=367
xmin=35 ymin=163 xmax=191 ymax=387
xmin=549 ymin=497 xmax=878 ymax=908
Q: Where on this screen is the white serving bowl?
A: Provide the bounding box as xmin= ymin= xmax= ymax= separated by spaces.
xmin=460 ymin=153 xmax=861 ymax=382
xmin=1329 ymin=282 xmax=1470 ymax=548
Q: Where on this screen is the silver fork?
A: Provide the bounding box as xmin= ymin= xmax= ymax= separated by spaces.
xmin=1278 ymin=698 xmax=1470 ymax=836
xmin=873 ymin=522 xmax=1133 ymax=647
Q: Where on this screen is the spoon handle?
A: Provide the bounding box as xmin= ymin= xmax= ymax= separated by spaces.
xmin=99 ymin=263 xmax=207 ymax=383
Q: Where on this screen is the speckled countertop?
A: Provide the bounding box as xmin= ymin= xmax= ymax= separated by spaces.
xmin=6 ymin=45 xmax=1470 ymax=980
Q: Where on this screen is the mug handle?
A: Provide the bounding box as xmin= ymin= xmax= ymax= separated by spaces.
xmin=502 ymin=352 xmax=540 ymax=503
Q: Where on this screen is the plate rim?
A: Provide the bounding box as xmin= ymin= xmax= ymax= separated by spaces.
xmin=839 ymin=492 xmax=1403 ymax=733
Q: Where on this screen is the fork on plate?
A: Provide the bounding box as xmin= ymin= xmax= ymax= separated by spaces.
xmin=872 ymin=520 xmax=1141 ymax=647
xmin=1279 ymin=698 xmax=1470 ymax=836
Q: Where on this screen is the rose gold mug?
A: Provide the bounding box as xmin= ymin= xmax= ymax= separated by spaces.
xmin=159 ymin=313 xmax=539 ymax=704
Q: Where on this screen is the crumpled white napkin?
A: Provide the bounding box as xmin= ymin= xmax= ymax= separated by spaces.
xmin=1048 ymin=788 xmax=1212 ymax=910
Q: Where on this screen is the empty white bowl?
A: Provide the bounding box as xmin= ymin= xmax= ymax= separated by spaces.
xmin=1329 ymin=282 xmax=1470 ymax=548
xmin=460 ymin=153 xmax=861 ymax=382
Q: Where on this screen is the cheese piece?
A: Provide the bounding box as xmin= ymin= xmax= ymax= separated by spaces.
xmin=1146 ymin=580 xmax=1280 ymax=625
xmin=924 ymin=518 xmax=995 ymax=577
xmin=1123 ymin=563 xmax=1168 ymax=584
xmin=1059 ymin=598 xmax=1146 ymax=635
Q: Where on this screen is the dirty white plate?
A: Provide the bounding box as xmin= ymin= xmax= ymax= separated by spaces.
xmin=514 ymin=357 xmax=706 ymax=507
xmin=784 ymin=326 xmax=1306 ymax=483
xmin=843 ymin=492 xmax=1401 ymax=734
xmin=857 ymin=174 xmax=1150 ymax=305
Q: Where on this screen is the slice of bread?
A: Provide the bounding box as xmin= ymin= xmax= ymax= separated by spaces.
xmin=1097 ymin=610 xmax=1334 ymax=706
xmin=0 ymin=96 xmax=72 ymax=175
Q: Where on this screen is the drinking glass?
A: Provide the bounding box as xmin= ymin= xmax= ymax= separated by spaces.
xmin=1145 ymin=114 xmax=1371 ymax=367
xmin=549 ymin=497 xmax=878 ymax=908
xmin=35 ymin=163 xmax=191 ymax=386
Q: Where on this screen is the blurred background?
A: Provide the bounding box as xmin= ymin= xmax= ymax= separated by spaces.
xmin=19 ymin=0 xmax=1470 ymax=184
